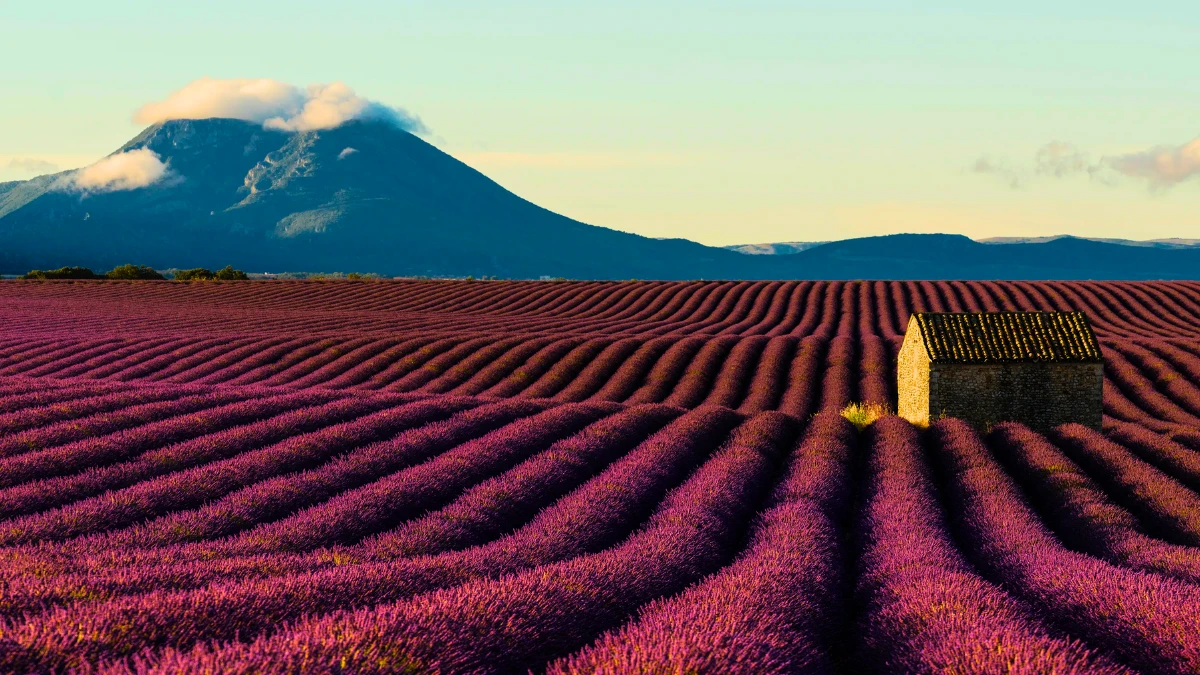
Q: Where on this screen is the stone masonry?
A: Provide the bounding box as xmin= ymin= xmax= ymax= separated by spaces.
xmin=898 ymin=311 xmax=1104 ymax=431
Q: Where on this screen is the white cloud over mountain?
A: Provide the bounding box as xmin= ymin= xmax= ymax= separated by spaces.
xmin=134 ymin=78 xmax=426 ymax=134
xmin=57 ymin=149 xmax=169 ymax=193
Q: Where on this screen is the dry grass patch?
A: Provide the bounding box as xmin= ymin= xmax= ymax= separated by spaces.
xmin=841 ymin=402 xmax=892 ymax=430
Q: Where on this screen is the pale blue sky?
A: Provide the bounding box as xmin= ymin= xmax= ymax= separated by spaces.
xmin=3 ymin=1 xmax=1199 ymax=245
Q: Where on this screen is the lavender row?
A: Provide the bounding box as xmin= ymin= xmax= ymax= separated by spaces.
xmin=214 ymin=400 xmax=603 ymax=555
xmin=551 ymin=412 xmax=849 ymax=675
xmin=0 ymin=398 xmax=528 ymax=617
xmin=120 ymin=408 xmax=779 ymax=674
xmin=662 ymin=336 xmax=738 ymax=408
xmin=552 ymin=338 xmax=644 ymax=402
xmin=221 ymin=338 xmax=357 ymax=387
xmin=1104 ymin=420 xmax=1200 ymax=491
xmin=102 ymin=338 xmax=230 ymax=382
xmin=0 ymin=389 xmax=249 ymax=460
xmin=736 ymin=335 xmax=794 ymax=413
xmin=98 ymin=396 xmax=502 ymax=551
xmin=478 ymin=337 xmax=588 ymax=398
xmin=278 ymin=340 xmax=401 ymax=390
xmin=623 ymin=337 xmax=704 ymax=404
xmin=313 ymin=336 xmax=434 ymax=389
xmin=1051 ymin=424 xmax=1200 ymax=546
xmin=990 ymin=422 xmax=1200 ymax=583
xmin=146 ymin=338 xmax=286 ymax=382
xmin=0 ymin=392 xmax=361 ymax=523
xmin=777 ymin=336 xmax=823 ymax=418
xmin=47 ymin=338 xmax=191 ymax=380
xmin=0 ymin=393 xmax=404 ymax=546
xmin=0 ymin=407 xmax=741 ymax=671
xmin=0 ymin=390 xmax=295 ymax=492
xmin=853 ymin=417 xmax=1123 ymax=674
xmin=362 ymin=403 xmax=680 ymax=558
xmin=0 ymin=387 xmax=189 ymax=446
xmin=701 ymin=335 xmax=768 ymax=408
xmin=518 ymin=338 xmax=616 ymax=399
xmin=385 ymin=336 xmax=512 ymax=392
xmin=930 ymin=418 xmax=1200 ymax=674
xmin=445 ymin=336 xmax=557 ymax=396
xmin=166 ymin=337 xmax=307 ymax=384
xmin=4 ymin=403 xmax=677 ymax=614
xmin=0 ymin=338 xmax=130 ymax=377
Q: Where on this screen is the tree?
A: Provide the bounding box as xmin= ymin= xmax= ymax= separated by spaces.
xmin=105 ymin=264 xmax=165 ymax=280
xmin=174 ymin=268 xmax=216 ymax=281
xmin=21 ymin=267 xmax=102 ymax=280
xmin=213 ymin=266 xmax=249 ymax=281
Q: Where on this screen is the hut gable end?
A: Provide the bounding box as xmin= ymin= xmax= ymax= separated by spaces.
xmin=898 ymin=311 xmax=1103 ymax=431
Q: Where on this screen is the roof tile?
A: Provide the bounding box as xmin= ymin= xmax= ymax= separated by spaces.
xmin=912 ymin=311 xmax=1103 ymax=364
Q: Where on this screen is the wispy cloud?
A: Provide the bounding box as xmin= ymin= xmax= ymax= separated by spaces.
xmin=972 ymin=141 xmax=1106 ymax=190
xmin=970 ymin=156 xmax=1026 ymax=189
xmin=55 ymin=149 xmax=170 ymax=193
xmin=5 ymin=157 xmax=59 ymax=175
xmin=1034 ymin=141 xmax=1091 ymax=178
xmin=135 ymin=78 xmax=427 ymax=134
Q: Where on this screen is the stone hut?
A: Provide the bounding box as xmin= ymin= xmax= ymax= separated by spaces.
xmin=897 ymin=311 xmax=1103 ymax=430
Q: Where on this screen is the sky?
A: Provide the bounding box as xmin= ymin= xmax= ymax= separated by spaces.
xmin=2 ymin=1 xmax=1199 ymax=246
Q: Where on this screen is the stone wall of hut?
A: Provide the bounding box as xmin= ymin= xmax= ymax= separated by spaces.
xmin=897 ymin=330 xmax=932 ymax=426
xmin=927 ymin=362 xmax=1103 ymax=430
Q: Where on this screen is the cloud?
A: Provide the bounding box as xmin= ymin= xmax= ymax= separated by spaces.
xmin=972 ymin=142 xmax=1116 ymax=188
xmin=134 ymin=78 xmax=427 ymax=134
xmin=6 ymin=157 xmax=59 ymax=175
xmin=973 ymin=138 xmax=1200 ymax=191
xmin=1035 ymin=142 xmax=1091 ymax=178
xmin=57 ymin=149 xmax=169 ymax=193
xmin=970 ymin=156 xmax=1025 ymax=189
xmin=337 ymin=147 xmax=358 ymax=160
xmin=1105 ymin=138 xmax=1200 ymax=188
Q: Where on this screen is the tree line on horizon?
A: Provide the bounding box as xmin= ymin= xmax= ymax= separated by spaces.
xmin=19 ymin=265 xmax=250 ymax=281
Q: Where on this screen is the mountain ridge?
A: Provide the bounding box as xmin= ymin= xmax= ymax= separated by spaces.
xmin=727 ymin=235 xmax=1200 ymax=254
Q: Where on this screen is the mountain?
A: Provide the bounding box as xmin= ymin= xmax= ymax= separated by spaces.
xmin=0 ymin=118 xmax=759 ymax=279
xmin=3 ymin=119 xmax=1200 ymax=280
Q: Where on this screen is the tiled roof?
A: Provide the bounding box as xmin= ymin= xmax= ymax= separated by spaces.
xmin=912 ymin=311 xmax=1103 ymax=364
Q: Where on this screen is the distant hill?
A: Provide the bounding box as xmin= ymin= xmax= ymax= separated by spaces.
xmin=761 ymin=234 xmax=1200 ymax=280
xmin=3 ymin=119 xmax=1200 ymax=280
xmin=979 ymin=235 xmax=1200 ymax=249
xmin=722 ymin=241 xmax=827 ymax=255
xmin=735 ymin=235 xmax=1200 ymax=254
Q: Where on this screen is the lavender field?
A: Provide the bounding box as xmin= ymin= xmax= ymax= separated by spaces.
xmin=3 ymin=279 xmax=1200 ymax=673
